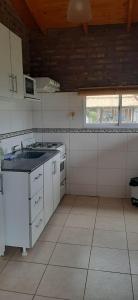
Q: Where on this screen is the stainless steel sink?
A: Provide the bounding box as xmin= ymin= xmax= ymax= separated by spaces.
xmin=14 ymin=151 xmax=46 ymax=159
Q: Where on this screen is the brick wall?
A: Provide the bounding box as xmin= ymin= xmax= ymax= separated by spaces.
xmin=30 ymin=25 xmax=138 ymax=91
xmin=0 ymin=0 xmax=30 ymax=73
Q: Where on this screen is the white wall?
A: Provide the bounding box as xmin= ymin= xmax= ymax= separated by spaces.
xmin=32 ymin=92 xmax=138 ymax=198
xmin=0 ymin=98 xmax=33 ymax=154
xmin=0 ymin=98 xmax=33 ymax=135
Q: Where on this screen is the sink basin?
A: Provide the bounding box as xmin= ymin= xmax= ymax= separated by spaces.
xmin=14 ymin=151 xmax=46 ymax=159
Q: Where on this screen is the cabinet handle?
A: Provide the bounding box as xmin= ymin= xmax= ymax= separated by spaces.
xmin=34 ymin=173 xmax=43 ymax=181
xmin=35 ymin=218 xmax=43 ymax=228
xmin=52 ymin=161 xmax=57 ymax=175
xmin=14 ymin=75 xmax=17 ymax=93
xmin=0 ymin=174 xmax=3 ymax=194
xmin=35 ymin=196 xmax=42 ymax=205
xmin=9 ymin=74 xmax=14 ymax=92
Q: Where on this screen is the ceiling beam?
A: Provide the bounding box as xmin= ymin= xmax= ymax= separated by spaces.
xmin=10 ymin=0 xmax=38 ymax=30
xmin=127 ymin=0 xmax=134 ymax=32
xmin=24 ymin=0 xmax=46 ymax=34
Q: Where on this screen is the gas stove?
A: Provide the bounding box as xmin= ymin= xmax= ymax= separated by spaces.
xmin=27 ymin=142 xmax=64 ymax=150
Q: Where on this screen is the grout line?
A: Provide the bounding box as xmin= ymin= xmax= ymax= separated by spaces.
xmin=122 ymin=198 xmax=135 ymax=300
xmin=83 ymin=196 xmax=100 ymax=300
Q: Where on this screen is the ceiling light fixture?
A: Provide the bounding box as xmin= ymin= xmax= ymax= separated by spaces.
xmin=67 ymin=0 xmax=92 ymax=23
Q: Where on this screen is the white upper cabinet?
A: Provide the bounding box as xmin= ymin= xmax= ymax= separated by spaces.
xmin=0 ymin=23 xmax=11 ymax=98
xmin=10 ymin=31 xmax=24 ymax=99
xmin=0 ymin=22 xmax=24 ymax=100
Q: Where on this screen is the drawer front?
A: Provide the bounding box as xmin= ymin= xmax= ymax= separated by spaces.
xmin=30 ymin=189 xmax=43 ymax=223
xmin=30 ymin=165 xmax=43 ymax=198
xmin=30 ymin=210 xmax=44 ymax=247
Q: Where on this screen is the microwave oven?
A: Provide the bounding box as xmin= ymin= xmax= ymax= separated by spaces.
xmin=24 ymin=75 xmax=36 ymax=99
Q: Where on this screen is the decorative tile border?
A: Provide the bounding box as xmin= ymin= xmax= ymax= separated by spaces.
xmin=34 ymin=127 xmax=138 ymax=133
xmin=1 ymin=127 xmax=138 ymax=141
xmin=0 ymin=129 xmax=33 ymax=141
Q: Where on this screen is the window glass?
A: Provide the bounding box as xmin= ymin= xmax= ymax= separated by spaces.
xmin=122 ymin=94 xmax=138 ymax=123
xmin=86 ymin=95 xmax=119 ymax=125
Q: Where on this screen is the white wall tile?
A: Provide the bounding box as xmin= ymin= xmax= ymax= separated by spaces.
xmin=98 ymin=133 xmax=127 ymax=152
xmin=43 ymin=111 xmax=69 ymax=128
xmin=70 ymin=150 xmax=97 ymax=168
xmin=98 ymin=169 xmax=125 ymax=187
xmin=70 ymin=133 xmax=98 ymax=150
xmin=69 ymin=167 xmax=97 ymax=185
xmin=70 ymin=184 xmax=97 ymax=196
xmin=127 ymin=152 xmax=138 ymax=169
xmin=98 ymin=150 xmax=126 ymax=169
xmin=98 ymin=185 xmax=126 ymax=198
xmin=42 ymin=93 xmax=69 ymax=111
xmin=127 ymin=133 xmax=138 ymax=152
xmin=32 ymin=111 xmax=43 ymax=128
xmin=69 ymin=110 xmax=83 ymax=128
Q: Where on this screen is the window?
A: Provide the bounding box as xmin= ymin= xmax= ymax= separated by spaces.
xmin=85 ymin=94 xmax=138 ymax=126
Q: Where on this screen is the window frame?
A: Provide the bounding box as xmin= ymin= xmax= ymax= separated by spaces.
xmin=84 ymin=94 xmax=138 ymax=128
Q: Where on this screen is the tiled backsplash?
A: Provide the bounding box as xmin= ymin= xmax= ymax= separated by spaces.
xmin=32 ymin=92 xmax=138 ymax=198
xmin=1 ymin=92 xmax=138 ymax=198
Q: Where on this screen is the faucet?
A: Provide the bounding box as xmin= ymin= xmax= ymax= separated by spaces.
xmin=11 ymin=145 xmax=20 ymax=153
xmin=21 ymin=141 xmax=24 ymax=152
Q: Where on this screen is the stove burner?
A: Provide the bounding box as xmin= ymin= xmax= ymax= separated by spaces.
xmin=28 ymin=142 xmax=63 ymax=150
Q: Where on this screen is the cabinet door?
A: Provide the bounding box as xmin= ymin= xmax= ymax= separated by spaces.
xmin=0 ymin=23 xmax=11 ymax=98
xmin=10 ymin=31 xmax=24 ymax=99
xmin=52 ymin=154 xmax=60 ymax=211
xmin=44 ymin=159 xmax=53 ymax=226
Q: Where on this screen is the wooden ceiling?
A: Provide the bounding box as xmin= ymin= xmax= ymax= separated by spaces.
xmin=11 ymin=0 xmax=138 ymax=33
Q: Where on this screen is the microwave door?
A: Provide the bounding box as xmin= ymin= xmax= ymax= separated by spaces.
xmin=25 ymin=78 xmax=34 ymax=97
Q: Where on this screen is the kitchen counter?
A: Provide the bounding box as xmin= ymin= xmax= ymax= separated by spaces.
xmin=1 ymin=150 xmax=59 ymax=173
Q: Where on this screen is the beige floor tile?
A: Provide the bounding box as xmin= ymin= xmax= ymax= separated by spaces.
xmin=12 ymin=242 xmax=55 ymax=264
xmin=126 ymin=218 xmax=138 ymax=233
xmin=56 ymin=205 xmax=72 ymax=214
xmin=132 ymin=275 xmax=138 ymax=300
xmin=59 ymin=227 xmax=93 ymax=245
xmin=0 ymin=258 xmax=8 ymax=273
xmin=37 ymin=265 xmax=87 ymax=299
xmin=74 ymin=196 xmax=98 ymax=207
xmin=127 ymin=232 xmax=138 ymax=250
xmin=93 ymin=229 xmax=127 ymax=249
xmin=89 ymin=247 xmax=130 ymax=273
xmin=49 ymin=213 xmax=68 ymax=226
xmin=97 ymin=207 xmax=124 ymax=218
xmin=0 ymin=290 xmax=33 ymax=300
xmin=95 ymin=215 xmax=125 ymax=231
xmin=49 ymin=243 xmax=90 ymax=269
xmin=0 ymin=261 xmax=45 ymax=294
xmin=99 ymin=197 xmax=123 ymax=208
xmin=85 ymin=270 xmax=133 ymax=300
xmin=39 ymin=225 xmax=63 ymax=242
xmin=129 ymin=251 xmax=138 ymax=274
xmin=71 ymin=206 xmax=97 ymax=216
xmin=65 ymin=214 xmax=95 ymax=228
xmin=61 ymin=195 xmax=75 ymax=205
xmin=34 ymin=297 xmax=63 ymax=300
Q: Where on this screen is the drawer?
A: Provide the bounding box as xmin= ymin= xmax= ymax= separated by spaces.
xmin=30 ymin=210 xmax=44 ymax=247
xmin=30 ymin=189 xmax=43 ymax=223
xmin=30 ymin=165 xmax=43 ymax=198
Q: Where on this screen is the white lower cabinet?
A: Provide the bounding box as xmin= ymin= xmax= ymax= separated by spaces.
xmin=3 ymin=153 xmax=60 ymax=256
xmin=43 ymin=153 xmax=60 ymax=226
